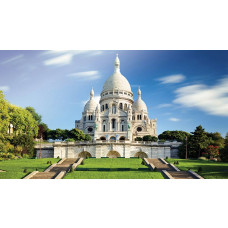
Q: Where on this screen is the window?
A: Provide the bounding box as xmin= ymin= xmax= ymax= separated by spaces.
xmin=112 ymin=104 xmax=116 ymax=114
xmin=102 ymin=105 xmax=104 ymax=111
xmin=137 ymin=127 xmax=142 ymax=132
xmin=103 ymin=125 xmax=106 ymax=132
xmin=119 ymin=103 xmax=123 ymax=109
xmin=124 ymin=103 xmax=127 ymax=111
xmin=84 ymin=116 xmax=86 ymax=121
xmin=105 ymin=104 xmax=108 ymax=109
xmin=88 ymin=127 xmax=93 ymax=132
xmin=112 ymin=119 xmax=116 ymax=129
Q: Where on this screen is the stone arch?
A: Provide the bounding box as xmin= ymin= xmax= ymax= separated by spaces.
xmin=134 ymin=152 xmax=148 ymax=158
xmin=100 ymin=136 xmax=106 ymax=141
xmin=119 ymin=136 xmax=126 ymax=141
xmin=110 ymin=136 xmax=116 ymax=141
xmin=78 ymin=151 xmax=92 ymax=158
xmin=107 ymin=151 xmax=121 ymax=158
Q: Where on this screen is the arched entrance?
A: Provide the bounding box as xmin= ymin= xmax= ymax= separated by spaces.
xmin=119 ymin=136 xmax=126 ymax=141
xmin=100 ymin=136 xmax=106 ymax=141
xmin=134 ymin=152 xmax=148 ymax=158
xmin=78 ymin=151 xmax=92 ymax=158
xmin=110 ymin=136 xmax=116 ymax=141
xmin=107 ymin=151 xmax=121 ymax=158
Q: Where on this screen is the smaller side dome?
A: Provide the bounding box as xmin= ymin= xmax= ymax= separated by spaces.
xmin=84 ymin=88 xmax=98 ymax=112
xmin=132 ymin=87 xmax=148 ymax=112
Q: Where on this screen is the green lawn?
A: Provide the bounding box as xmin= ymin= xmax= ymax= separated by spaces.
xmin=65 ymin=158 xmax=163 ymax=179
xmin=0 ymin=158 xmax=59 ymax=179
xmin=166 ymin=158 xmax=228 ymax=179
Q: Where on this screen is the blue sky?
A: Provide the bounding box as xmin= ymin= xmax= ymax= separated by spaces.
xmin=0 ymin=50 xmax=228 ymax=136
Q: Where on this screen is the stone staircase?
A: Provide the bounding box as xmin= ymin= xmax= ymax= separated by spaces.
xmin=30 ymin=158 xmax=78 ymax=179
xmin=146 ymin=158 xmax=202 ymax=179
xmin=168 ymin=171 xmax=195 ymax=179
xmin=147 ymin=158 xmax=175 ymax=172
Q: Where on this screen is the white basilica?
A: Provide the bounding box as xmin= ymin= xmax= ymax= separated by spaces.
xmin=75 ymin=55 xmax=157 ymax=142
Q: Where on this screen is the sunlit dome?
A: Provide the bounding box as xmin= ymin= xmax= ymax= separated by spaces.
xmin=84 ymin=88 xmax=98 ymax=112
xmin=132 ymin=88 xmax=148 ymax=112
xmin=102 ymin=54 xmax=132 ymax=93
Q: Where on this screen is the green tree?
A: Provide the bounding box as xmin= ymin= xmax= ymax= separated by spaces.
xmin=135 ymin=137 xmax=143 ymax=141
xmin=207 ymin=132 xmax=225 ymax=148
xmin=220 ymin=133 xmax=228 ymax=162
xmin=142 ymin=135 xmax=158 ymax=142
xmin=158 ymin=130 xmax=190 ymax=142
xmin=25 ymin=106 xmax=42 ymax=124
xmin=84 ymin=134 xmax=92 ymax=141
xmin=0 ymin=91 xmax=10 ymax=150
xmin=68 ymin=128 xmax=86 ymax=141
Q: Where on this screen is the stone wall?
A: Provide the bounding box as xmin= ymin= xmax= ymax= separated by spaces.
xmin=35 ymin=141 xmax=181 ymax=159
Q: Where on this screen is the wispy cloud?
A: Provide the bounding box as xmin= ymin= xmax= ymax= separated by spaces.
xmin=169 ymin=117 xmax=180 ymax=122
xmin=157 ymin=103 xmax=173 ymax=108
xmin=173 ymin=76 xmax=228 ymax=117
xmin=1 ymin=54 xmax=24 ymax=64
xmin=0 ymin=86 xmax=10 ymax=92
xmin=42 ymin=50 xmax=103 ymax=67
xmin=131 ymin=84 xmax=145 ymax=88
xmin=44 ymin=54 xmax=73 ymax=66
xmin=158 ymin=74 xmax=185 ymax=84
xmin=82 ymin=95 xmax=100 ymax=105
xmin=68 ymin=71 xmax=101 ymax=80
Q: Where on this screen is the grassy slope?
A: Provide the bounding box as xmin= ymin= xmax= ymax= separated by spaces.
xmin=167 ymin=158 xmax=228 ymax=179
xmin=65 ymin=158 xmax=163 ymax=179
xmin=0 ymin=158 xmax=59 ymax=179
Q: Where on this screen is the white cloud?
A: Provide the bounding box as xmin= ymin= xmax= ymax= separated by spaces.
xmin=0 ymin=86 xmax=10 ymax=92
xmin=42 ymin=50 xmax=103 ymax=66
xmin=173 ymin=77 xmax=228 ymax=117
xmin=82 ymin=95 xmax=100 ymax=105
xmin=169 ymin=117 xmax=180 ymax=122
xmin=1 ymin=54 xmax=24 ymax=64
xmin=158 ymin=74 xmax=185 ymax=84
xmin=157 ymin=103 xmax=173 ymax=108
xmin=68 ymin=71 xmax=101 ymax=80
xmin=44 ymin=54 xmax=73 ymax=66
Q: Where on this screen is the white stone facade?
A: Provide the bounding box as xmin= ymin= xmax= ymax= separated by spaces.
xmin=75 ymin=55 xmax=157 ymax=142
xmin=36 ymin=141 xmax=181 ymax=159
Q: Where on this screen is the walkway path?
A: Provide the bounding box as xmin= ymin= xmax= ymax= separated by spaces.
xmin=147 ymin=158 xmax=200 ymax=179
xmin=30 ymin=158 xmax=78 ymax=179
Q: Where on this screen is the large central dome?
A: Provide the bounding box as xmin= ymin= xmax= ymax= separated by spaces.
xmin=102 ymin=55 xmax=132 ymax=93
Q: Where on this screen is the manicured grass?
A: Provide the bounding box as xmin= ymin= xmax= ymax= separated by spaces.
xmin=0 ymin=158 xmax=59 ymax=179
xmin=65 ymin=158 xmax=163 ymax=179
xmin=166 ymin=158 xmax=228 ymax=179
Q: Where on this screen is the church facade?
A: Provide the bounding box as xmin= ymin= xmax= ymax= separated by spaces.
xmin=36 ymin=55 xmax=181 ymax=159
xmin=75 ymin=55 xmax=157 ymax=142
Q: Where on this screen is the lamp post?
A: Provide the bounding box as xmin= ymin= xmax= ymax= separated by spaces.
xmin=185 ymin=136 xmax=188 ymax=159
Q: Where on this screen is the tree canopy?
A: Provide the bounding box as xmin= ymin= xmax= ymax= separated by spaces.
xmin=158 ymin=130 xmax=190 ymax=142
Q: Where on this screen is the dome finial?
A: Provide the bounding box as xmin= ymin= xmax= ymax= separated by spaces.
xmin=137 ymin=87 xmax=141 ymax=98
xmin=90 ymin=87 xmax=94 ymax=99
xmin=114 ymin=54 xmax=120 ymax=73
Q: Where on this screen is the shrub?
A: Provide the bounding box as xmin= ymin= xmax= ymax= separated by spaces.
xmin=198 ymin=156 xmax=207 ymax=160
xmin=166 ymin=156 xmax=168 ymax=159
xmin=57 ymin=156 xmax=60 ymax=159
xmin=47 ymin=161 xmax=50 ymax=164
xmin=23 ymin=169 xmax=27 ymax=173
xmin=198 ymin=167 xmax=202 ymax=172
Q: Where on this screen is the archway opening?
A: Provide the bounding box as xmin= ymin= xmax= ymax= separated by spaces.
xmin=100 ymin=136 xmax=106 ymax=141
xmin=119 ymin=136 xmax=126 ymax=141
xmin=134 ymin=152 xmax=148 ymax=158
xmin=107 ymin=151 xmax=121 ymax=158
xmin=78 ymin=151 xmax=92 ymax=158
xmin=110 ymin=136 xmax=116 ymax=141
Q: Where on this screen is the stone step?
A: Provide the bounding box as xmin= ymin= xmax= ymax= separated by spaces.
xmin=147 ymin=158 xmax=175 ymax=171
xmin=168 ymin=171 xmax=195 ymax=179
xmin=30 ymin=172 xmax=57 ymax=179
